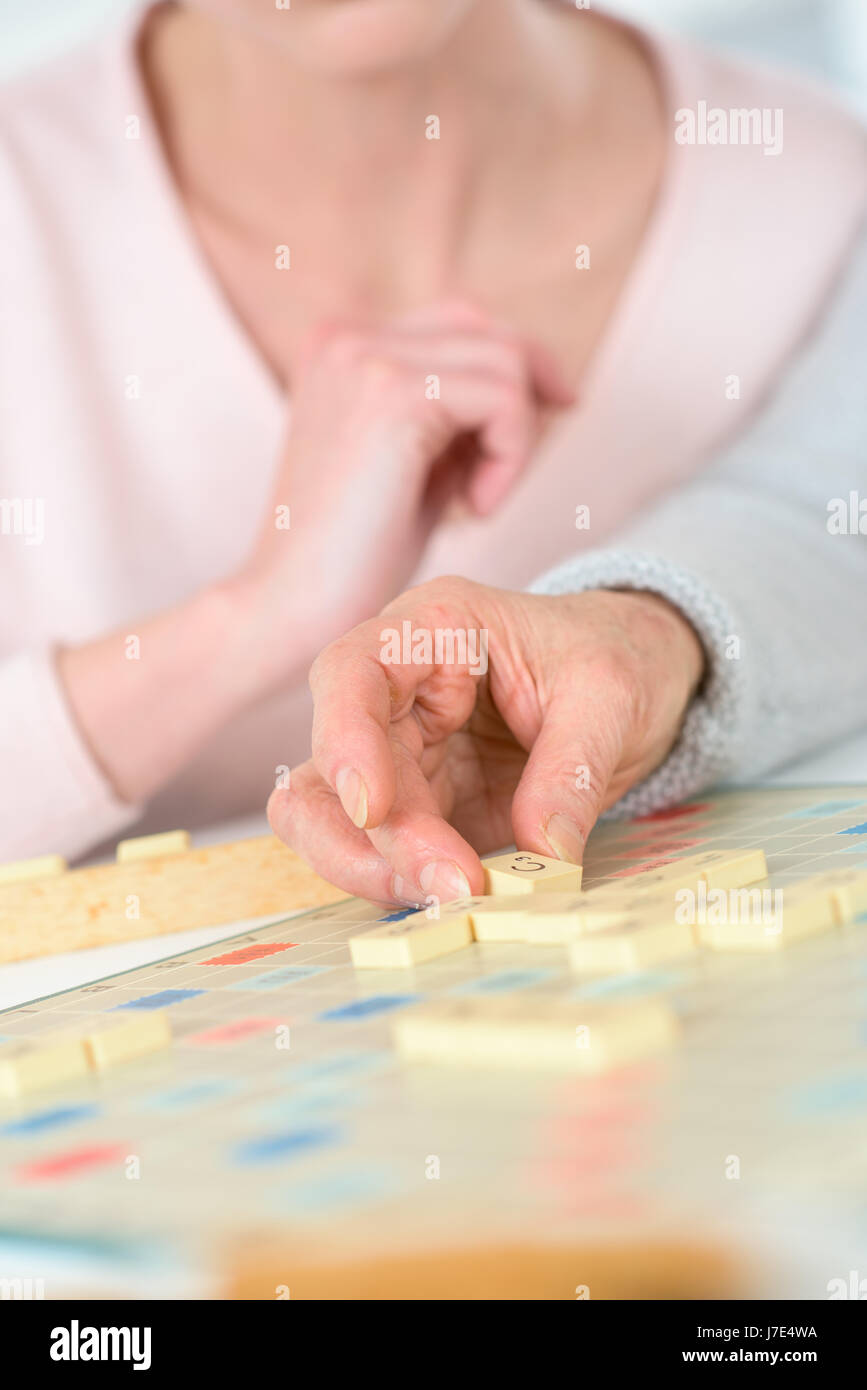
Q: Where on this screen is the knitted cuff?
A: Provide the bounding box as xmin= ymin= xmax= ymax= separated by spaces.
xmin=529 ymin=549 xmax=753 ymax=817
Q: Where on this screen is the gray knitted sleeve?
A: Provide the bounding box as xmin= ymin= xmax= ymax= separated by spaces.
xmin=530 ymin=225 xmax=867 ymax=818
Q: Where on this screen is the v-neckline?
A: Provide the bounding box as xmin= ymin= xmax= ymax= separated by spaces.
xmin=112 ymin=1 xmax=692 ymax=428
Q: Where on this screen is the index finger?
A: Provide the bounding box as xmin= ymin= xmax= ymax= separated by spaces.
xmin=309 ymin=619 xmax=437 ymax=831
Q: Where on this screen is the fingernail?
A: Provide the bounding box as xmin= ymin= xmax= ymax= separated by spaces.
xmin=419 ymin=860 xmax=472 ymax=902
xmin=542 ymin=813 xmax=585 ymax=864
xmin=390 ymin=874 xmax=423 ymax=907
xmin=335 ymin=767 xmax=369 ymax=829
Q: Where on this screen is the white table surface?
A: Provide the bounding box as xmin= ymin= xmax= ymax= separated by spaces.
xmin=3 ymin=729 xmax=867 ymax=1011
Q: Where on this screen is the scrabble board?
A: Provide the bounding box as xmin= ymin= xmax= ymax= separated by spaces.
xmin=1 ymin=785 xmax=867 ymax=1299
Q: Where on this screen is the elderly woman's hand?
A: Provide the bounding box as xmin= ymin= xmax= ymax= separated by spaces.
xmin=268 ymin=576 xmax=706 ymax=903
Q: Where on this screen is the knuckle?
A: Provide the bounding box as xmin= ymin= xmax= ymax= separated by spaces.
xmin=266 ymin=786 xmax=296 ymax=840
xmin=308 ymin=632 xmax=360 ymax=694
xmin=428 ymin=573 xmax=480 ymax=600
xmin=307 ymin=647 xmax=330 ymax=693
xmin=391 ymin=573 xmax=480 ymax=620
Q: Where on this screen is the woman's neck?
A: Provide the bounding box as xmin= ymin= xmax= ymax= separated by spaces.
xmin=141 ymin=0 xmax=615 ymax=306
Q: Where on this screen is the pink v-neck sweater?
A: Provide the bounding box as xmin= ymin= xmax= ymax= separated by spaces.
xmin=0 ymin=4 xmax=865 ymax=858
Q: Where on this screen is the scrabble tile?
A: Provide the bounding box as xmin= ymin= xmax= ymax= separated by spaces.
xmin=470 ymin=889 xmax=662 ymax=943
xmin=482 ymin=851 xmax=581 ymax=896
xmin=698 ymin=877 xmax=836 ymax=951
xmin=349 ymin=905 xmax=472 ymax=967
xmin=392 ymin=996 xmax=678 ymax=1074
xmin=116 ymin=829 xmax=191 ymax=863
xmin=0 ymin=853 xmax=66 ymax=884
xmin=0 ymin=1035 xmax=89 ymax=1099
xmin=689 ymin=849 xmax=768 ymax=890
xmin=648 ymin=849 xmax=768 ymax=890
xmin=520 ymin=885 xmax=683 ymax=942
xmin=805 ymin=869 xmax=867 ymax=924
xmin=780 ymin=877 xmax=847 ymax=935
xmin=569 ymin=916 xmax=695 ymax=975
xmin=606 ymin=850 xmax=764 ymax=896
xmin=82 ymin=1010 xmax=172 ymax=1070
xmin=603 ymin=865 xmax=690 ymax=891
xmin=486 ymin=893 xmax=585 ymax=943
xmin=462 ymin=895 xmax=549 ymax=942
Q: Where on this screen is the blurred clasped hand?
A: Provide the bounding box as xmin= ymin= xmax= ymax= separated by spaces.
xmin=233 ymin=300 xmax=575 ymax=681
xmin=267 ymin=576 xmax=706 ymax=905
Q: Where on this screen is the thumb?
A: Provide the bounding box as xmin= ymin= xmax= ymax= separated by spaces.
xmin=509 ymin=687 xmax=625 ymax=864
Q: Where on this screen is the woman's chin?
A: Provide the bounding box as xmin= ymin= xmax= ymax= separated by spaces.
xmin=192 ymin=0 xmax=480 ymax=76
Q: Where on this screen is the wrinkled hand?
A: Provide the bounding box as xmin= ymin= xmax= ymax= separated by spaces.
xmin=268 ymin=577 xmax=706 ymax=904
